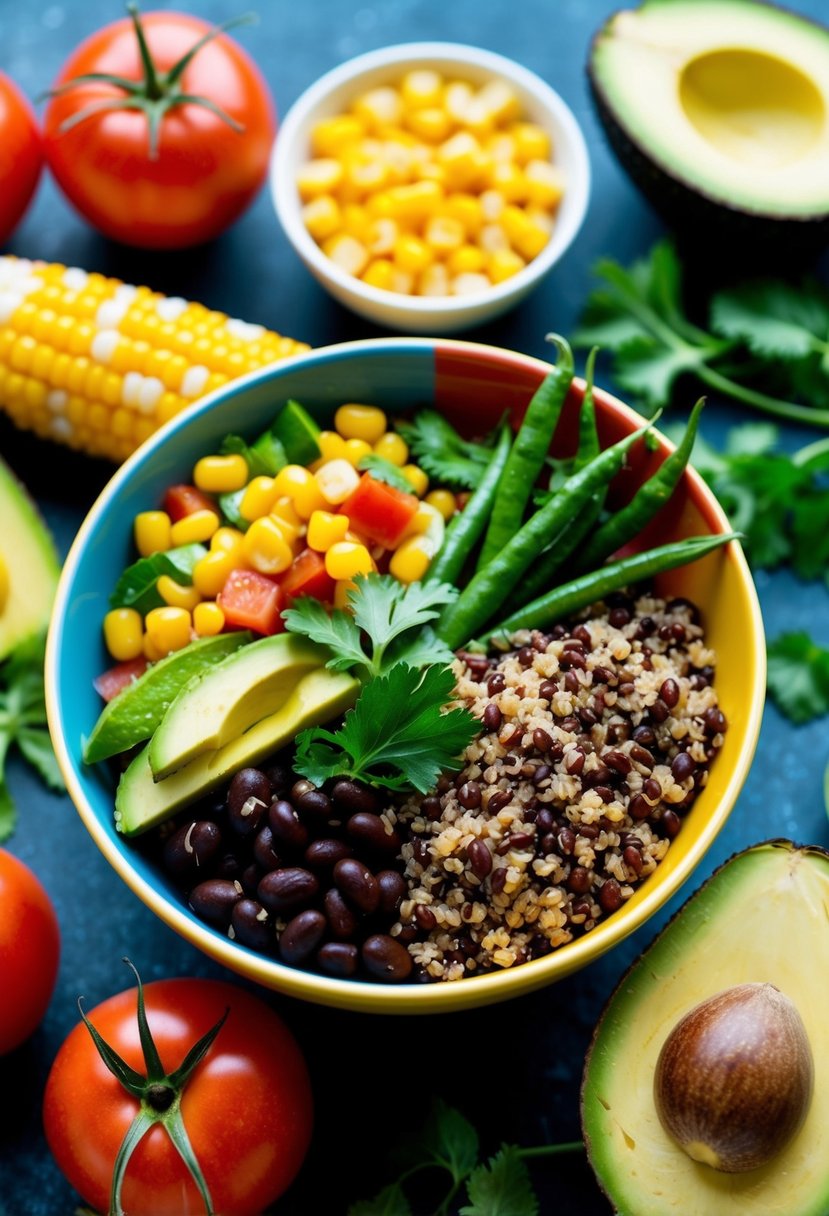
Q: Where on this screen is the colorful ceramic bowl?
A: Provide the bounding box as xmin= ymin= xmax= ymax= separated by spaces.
xmin=46 ymin=339 xmax=765 ymax=1014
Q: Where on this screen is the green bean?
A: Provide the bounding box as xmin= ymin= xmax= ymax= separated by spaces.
xmin=424 ymin=421 xmax=512 ymax=586
xmin=573 ymin=347 xmax=600 ymax=473
xmin=475 ymin=532 xmax=739 ymax=647
xmin=476 ymin=333 xmax=574 ymax=570
xmin=436 ymin=419 xmax=654 ymax=650
xmin=576 ymin=398 xmax=705 ymax=572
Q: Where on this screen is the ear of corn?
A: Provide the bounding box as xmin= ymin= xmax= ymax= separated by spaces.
xmin=0 ymin=256 xmax=309 ymax=463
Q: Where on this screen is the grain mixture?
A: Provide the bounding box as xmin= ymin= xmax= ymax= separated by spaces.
xmin=389 ymin=592 xmax=727 ymax=982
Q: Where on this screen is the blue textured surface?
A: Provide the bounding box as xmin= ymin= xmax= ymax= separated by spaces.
xmin=0 ymin=1 xmax=828 ymax=1214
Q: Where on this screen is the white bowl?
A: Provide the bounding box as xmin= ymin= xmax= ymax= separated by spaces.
xmin=270 ymin=42 xmax=591 ymax=333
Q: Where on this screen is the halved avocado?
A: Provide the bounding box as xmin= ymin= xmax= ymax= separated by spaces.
xmin=582 ymin=841 xmax=829 ymax=1216
xmin=589 ymin=1 xmax=829 ymax=249
xmin=0 ymin=456 xmax=59 ymax=659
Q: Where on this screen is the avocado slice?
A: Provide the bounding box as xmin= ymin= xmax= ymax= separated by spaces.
xmin=115 ymin=667 xmax=359 ymax=835
xmin=148 ymin=633 xmax=329 ymax=780
xmin=84 ymin=633 xmax=251 ymax=765
xmin=0 ymin=456 xmax=59 ymax=660
xmin=582 ymin=841 xmax=829 ymax=1216
xmin=589 ymin=1 xmax=829 ymax=245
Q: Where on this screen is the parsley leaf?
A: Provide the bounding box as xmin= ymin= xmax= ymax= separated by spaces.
xmin=396 ymin=410 xmax=495 ymax=489
xmin=347 ymin=1183 xmax=412 ymax=1216
xmin=293 ymin=664 xmax=478 ymax=793
xmin=710 ymin=280 xmax=829 ymax=362
xmin=767 ymin=632 xmax=829 ymax=724
xmin=460 ymin=1145 xmax=539 ymax=1216
xmin=357 ymin=454 xmax=415 ymax=494
xmin=281 ymin=596 xmax=367 ymax=675
xmin=420 ymin=1099 xmax=480 ymax=1183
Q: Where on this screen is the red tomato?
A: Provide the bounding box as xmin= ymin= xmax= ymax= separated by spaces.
xmin=281 ymin=548 xmax=336 ymax=605
xmin=42 ymin=11 xmax=276 ymax=248
xmin=93 ymin=656 xmax=149 ymax=702
xmin=218 ymin=568 xmax=284 ymax=634
xmin=0 ymin=72 xmax=42 ymax=243
xmin=0 ymin=850 xmax=60 ymax=1054
xmin=163 ymin=484 xmax=215 ymax=522
xmin=44 ymin=978 xmax=312 ymax=1216
xmin=342 ymin=474 xmax=419 ymax=548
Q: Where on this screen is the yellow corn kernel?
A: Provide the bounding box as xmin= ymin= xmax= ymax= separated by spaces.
xmin=156 ymin=574 xmax=201 ymax=612
xmin=335 ymin=403 xmax=387 ymax=443
xmin=333 ymin=578 xmax=358 ymax=611
xmin=405 ymin=105 xmax=451 ymax=143
xmin=437 ymin=132 xmax=490 ymax=190
xmin=302 ymin=195 xmax=343 ymax=242
xmin=373 ymin=431 xmax=409 ymax=466
xmin=443 ymin=80 xmax=474 ymax=125
xmin=393 ymin=234 xmax=434 ymax=275
xmin=384 ymin=180 xmax=444 ymax=223
xmin=342 ymin=155 xmax=389 ymax=199
xmin=480 ymin=189 xmax=505 ymax=221
xmin=452 ymin=272 xmax=492 ymax=295
xmin=361 ymin=259 xmax=396 ymax=291
xmin=341 ymin=204 xmax=371 ymax=241
xmin=315 ymin=458 xmax=361 ymax=506
xmin=134 ymin=510 xmax=172 ymax=557
xmin=501 ymin=204 xmax=550 ymax=260
xmin=447 ymin=244 xmax=486 ymax=275
xmin=308 ymin=509 xmax=350 ymax=552
xmin=478 ymin=222 xmax=510 ymax=254
xmin=143 ymin=633 xmax=166 ymax=663
xmin=243 ymin=516 xmax=295 ymax=575
xmin=511 ymin=122 xmax=552 ymax=164
xmin=273 ymin=464 xmax=327 ymax=519
xmin=487 ymin=132 xmax=517 ymax=163
xmin=103 ymin=608 xmax=144 ymax=661
xmin=270 ymin=496 xmax=305 ymax=536
xmin=170 ymin=508 xmax=220 ymax=547
xmin=311 ymin=114 xmax=365 ymax=156
xmin=489 ymin=161 xmax=529 ymax=203
xmin=325 ymin=541 xmax=374 ymax=580
xmin=425 ymin=488 xmax=457 ymax=521
xmin=489 ymin=248 xmax=527 ymax=283
xmin=417 ymin=262 xmax=450 ymax=296
xmin=401 ymin=464 xmax=429 ymax=496
xmin=389 ymin=535 xmax=433 ymax=583
xmin=321 ymin=233 xmax=369 ymax=277
xmin=144 ymin=606 xmax=192 ymax=656
xmin=193 ymin=550 xmax=237 ymax=597
xmin=296 ymin=158 xmax=344 ymax=201
xmin=342 ymin=437 xmax=373 ymax=466
xmin=424 ymin=214 xmax=465 ymax=254
xmin=525 ymin=160 xmax=565 ymax=210
xmin=478 ymin=79 xmax=521 ymax=124
xmin=401 ymin=68 xmax=443 ymax=109
xmin=193 ymin=601 xmax=226 ymax=637
xmin=240 ymin=475 xmax=278 ymax=522
xmin=352 ymin=86 xmax=403 ymax=131
xmin=210 ymin=527 xmax=246 ymax=560
xmin=366 ymin=217 xmax=399 ymax=256
xmin=317 ymin=430 xmax=349 ymax=462
xmin=193 ymin=453 xmax=249 ymax=494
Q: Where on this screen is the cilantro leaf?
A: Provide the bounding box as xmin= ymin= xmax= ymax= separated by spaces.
xmin=281 ymin=597 xmax=367 ymax=675
xmin=711 ymin=280 xmax=829 ymax=362
xmin=612 ymin=337 xmax=704 ymax=412
xmin=357 ymin=454 xmax=415 ymax=494
xmin=348 ymin=1183 xmax=412 ymax=1216
xmin=460 ymin=1145 xmax=538 ymax=1216
xmin=294 ymin=664 xmax=478 ymax=793
xmin=767 ymin=632 xmax=829 ymax=723
xmin=420 ymin=1099 xmax=480 ymax=1183
xmin=396 ymin=410 xmax=494 ymax=489
xmin=17 ymin=730 xmax=65 ymax=789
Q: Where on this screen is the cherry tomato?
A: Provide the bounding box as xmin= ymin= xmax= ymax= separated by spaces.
xmin=281 ymin=548 xmax=336 ymax=605
xmin=0 ymin=850 xmax=60 ymax=1054
xmin=218 ymin=568 xmax=285 ymax=634
xmin=93 ymin=656 xmax=150 ymax=702
xmin=43 ymin=11 xmax=276 ymax=249
xmin=163 ymin=484 xmax=216 ymax=522
xmin=0 ymin=72 xmax=42 ymax=244
xmin=342 ymin=474 xmax=419 ymax=548
xmin=44 ymin=977 xmax=312 ymax=1216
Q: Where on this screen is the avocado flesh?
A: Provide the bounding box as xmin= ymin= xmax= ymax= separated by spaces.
xmin=590 ymin=0 xmax=829 ymax=218
xmin=0 ymin=457 xmax=59 ymax=660
xmin=115 ymin=667 xmax=359 ymax=835
xmin=148 ymin=633 xmax=329 ymax=779
xmin=582 ymin=842 xmax=829 ymax=1216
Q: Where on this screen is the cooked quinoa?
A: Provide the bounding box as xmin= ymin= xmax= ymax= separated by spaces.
xmin=388 ymin=593 xmax=728 ymax=982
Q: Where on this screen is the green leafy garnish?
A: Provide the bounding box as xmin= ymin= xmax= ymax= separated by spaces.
xmin=110 ymin=544 xmax=207 ymax=613
xmin=220 ymin=429 xmax=287 ymax=478
xmin=0 ymin=633 xmax=65 ymax=840
xmin=396 ymin=410 xmax=495 ymax=488
xmin=767 ymin=632 xmax=829 ymax=724
xmin=575 ymin=240 xmax=829 ymax=428
xmin=460 ymin=1146 xmax=538 ymax=1216
xmin=218 ymin=487 xmax=249 ymax=531
xmin=357 ymin=453 xmax=415 ymax=494
xmin=294 ymin=664 xmax=478 ymax=793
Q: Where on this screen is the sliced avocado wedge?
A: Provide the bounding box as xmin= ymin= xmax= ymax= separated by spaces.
xmin=589 ymin=1 xmax=829 ymax=244
xmin=0 ymin=456 xmax=59 ymax=660
xmin=148 ymin=633 xmax=329 ymax=780
xmin=582 ymin=841 xmax=829 ymax=1216
xmin=116 ymin=667 xmax=359 ymax=835
xmin=84 ymin=633 xmax=251 ymax=765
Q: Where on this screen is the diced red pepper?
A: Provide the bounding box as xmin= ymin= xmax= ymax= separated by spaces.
xmin=341 ymin=474 xmax=419 ymax=549
xmin=163 ymin=484 xmax=216 ymax=522
xmin=93 ymin=657 xmax=149 ymax=703
xmin=217 ymin=568 xmax=285 ymax=635
xmin=281 ymin=548 xmax=336 ymax=605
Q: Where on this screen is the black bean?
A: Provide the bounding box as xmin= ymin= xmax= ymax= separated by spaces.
xmin=411 ymin=837 xmax=430 ymax=866
xmin=568 ymin=866 xmax=592 ymax=895
xmin=362 ymin=934 xmax=413 ymax=982
xmin=240 ymin=863 xmax=261 ymax=897
xmin=671 ymin=623 xmax=686 ymax=643
xmin=623 ymin=845 xmax=643 ymax=875
xmin=396 ymin=924 xmax=418 ymax=945
xmin=594 ymin=786 xmax=614 ymax=804
xmin=268 ymin=800 xmax=309 ymax=850
xmin=490 ymin=867 xmax=507 ymax=894
xmin=227 ymin=769 xmax=272 ymax=834
xmin=672 ymin=752 xmax=696 ymax=782
xmin=163 ymin=820 xmax=221 ymax=882
xmin=457 ymin=781 xmax=482 ymax=810
xmin=215 ymin=853 xmax=243 ymax=882
xmin=346 ymin=812 xmax=401 ymax=853
xmin=629 ymin=743 xmax=654 ymax=769
xmin=304 ymin=838 xmax=353 ymax=872
xmin=565 ymin=748 xmax=585 ymax=776
xmin=628 ymin=794 xmax=652 ymax=821
xmin=559 ymin=715 xmax=580 ymax=733
xmin=660 ymin=678 xmax=680 ymax=709
xmin=609 ymin=607 xmax=630 ymax=628
xmin=603 ymin=750 xmax=632 ymax=775
xmin=533 ymin=763 xmax=552 ymax=786
xmin=253 ymin=825 xmax=281 ymax=871
xmin=317 ymin=941 xmax=358 ymax=978
xmin=650 ymin=700 xmax=669 ymax=724
xmin=467 ymin=838 xmax=492 ymax=879
xmin=189 ymin=878 xmax=242 ymax=928
xmin=703 ymin=706 xmax=727 ymax=735
xmin=331 ymin=779 xmax=378 ymax=815
xmin=487 ymin=672 xmax=506 ymax=696
xmin=578 ymin=823 xmax=599 ymax=840
xmin=376 ymin=870 xmax=407 ymax=917
xmin=263 ymin=763 xmax=292 ymax=795
xmin=572 ymin=625 xmax=592 ymax=647
xmin=420 ymin=795 xmax=443 ymax=822
xmin=558 ymin=827 xmax=576 ymax=855
xmin=294 ymin=788 xmax=333 ymax=822
xmin=517 ymin=645 xmax=535 ymax=668
xmin=662 ymin=810 xmax=681 ymax=839
xmin=637 ymin=615 xmax=656 ymax=638
xmin=257 ymin=867 xmax=319 ymax=914
xmin=487 ymin=789 xmax=512 ymax=814
xmin=333 ymin=858 xmax=380 ymax=914
xmin=583 ymin=763 xmax=611 ymax=790
xmin=290 ymin=779 xmax=315 ymax=803
xmin=231 ymin=899 xmax=272 ymax=952
xmin=643 ymin=776 xmax=662 ymax=803
xmin=483 ymin=703 xmax=502 ymax=731
xmin=280 ymin=910 xmax=327 ymax=965
xmin=599 ymin=878 xmax=622 ymax=913
xmin=414 ymin=904 xmax=437 ymax=931
xmin=324 ymin=888 xmax=359 ymax=939
xmin=632 ymin=724 xmax=655 ymax=747
xmin=561 ymin=649 xmax=587 ymax=671
xmin=538 ymin=679 xmax=557 ymax=702
xmin=592 ymin=665 xmax=617 ymax=686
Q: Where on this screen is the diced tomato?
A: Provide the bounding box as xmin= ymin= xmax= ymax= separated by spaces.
xmin=341 ymin=474 xmax=419 ymax=549
xmin=93 ymin=657 xmax=149 ymax=703
xmin=217 ymin=569 xmax=285 ymax=635
xmin=281 ymin=549 xmax=336 ymax=605
xmin=163 ymin=484 xmax=216 ymax=522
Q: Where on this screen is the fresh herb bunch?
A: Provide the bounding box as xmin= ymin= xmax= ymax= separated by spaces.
xmin=0 ymin=633 xmax=65 ymax=839
xmin=396 ymin=410 xmax=496 ymax=488
xmin=575 ymin=240 xmax=829 ymax=428
xmin=767 ymin=634 xmax=829 ymax=725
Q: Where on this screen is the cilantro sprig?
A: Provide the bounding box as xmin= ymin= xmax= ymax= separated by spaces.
xmin=575 ymin=240 xmax=829 ymax=428
xmin=767 ymin=633 xmax=829 ymax=725
xmin=348 ymin=1098 xmax=581 ymax=1216
xmin=396 ymin=411 xmax=496 ymax=488
xmin=0 ymin=633 xmax=65 ymax=840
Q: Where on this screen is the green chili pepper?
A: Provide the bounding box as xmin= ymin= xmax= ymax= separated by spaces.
xmin=475 ymin=333 xmax=574 ymax=570
xmin=436 ymin=419 xmax=654 ymax=650
xmin=575 ymin=399 xmax=706 ymax=572
xmin=476 ymin=532 xmax=739 ymax=646
xmin=573 ymin=347 xmax=601 ymax=473
xmin=425 ymin=421 xmax=512 ymax=587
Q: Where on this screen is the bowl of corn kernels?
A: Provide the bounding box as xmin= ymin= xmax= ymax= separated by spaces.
xmin=270 ymin=43 xmax=591 ymax=333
